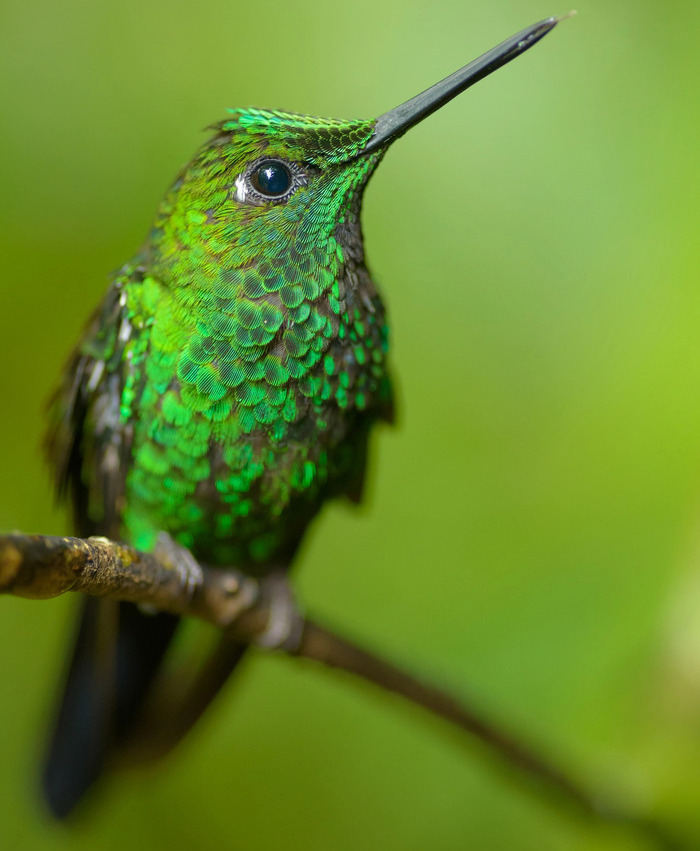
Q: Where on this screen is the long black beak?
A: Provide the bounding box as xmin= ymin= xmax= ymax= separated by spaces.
xmin=364 ymin=16 xmax=566 ymax=153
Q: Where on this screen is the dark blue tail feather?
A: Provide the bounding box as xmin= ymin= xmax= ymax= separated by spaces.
xmin=42 ymin=599 xmax=178 ymax=818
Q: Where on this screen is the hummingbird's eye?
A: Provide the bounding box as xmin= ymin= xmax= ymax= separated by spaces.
xmin=236 ymin=158 xmax=306 ymax=206
xmin=250 ymin=161 xmax=293 ymax=198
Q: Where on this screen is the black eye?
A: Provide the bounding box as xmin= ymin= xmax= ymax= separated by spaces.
xmin=251 ymin=161 xmax=292 ymax=198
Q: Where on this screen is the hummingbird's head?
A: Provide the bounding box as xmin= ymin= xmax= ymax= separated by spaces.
xmin=148 ymin=17 xmax=561 ymax=283
xmin=193 ymin=109 xmax=383 ymax=254
xmin=155 ymin=109 xmax=385 ymax=267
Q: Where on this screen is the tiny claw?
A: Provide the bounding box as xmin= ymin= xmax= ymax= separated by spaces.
xmin=154 ymin=532 xmax=203 ymax=602
xmin=255 ymin=572 xmax=304 ymax=652
xmin=220 ymin=574 xmax=240 ymax=596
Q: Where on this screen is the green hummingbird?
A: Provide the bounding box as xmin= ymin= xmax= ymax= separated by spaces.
xmin=42 ymin=17 xmax=561 ymax=817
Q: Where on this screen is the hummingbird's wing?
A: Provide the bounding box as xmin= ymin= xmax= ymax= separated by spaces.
xmin=42 ymin=276 xmax=179 ymax=817
xmin=339 ymin=369 xmax=394 ymax=505
xmin=45 ymin=279 xmax=131 ymax=538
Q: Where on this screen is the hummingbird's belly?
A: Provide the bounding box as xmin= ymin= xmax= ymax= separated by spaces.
xmin=122 ymin=403 xmax=336 ymax=569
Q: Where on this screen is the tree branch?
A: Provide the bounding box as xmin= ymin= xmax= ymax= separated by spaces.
xmin=0 ymin=532 xmax=688 ymax=849
xmin=0 ymin=533 xmax=258 ymax=626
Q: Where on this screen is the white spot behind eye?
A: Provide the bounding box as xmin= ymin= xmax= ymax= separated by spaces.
xmin=234 ymin=173 xmax=248 ymax=203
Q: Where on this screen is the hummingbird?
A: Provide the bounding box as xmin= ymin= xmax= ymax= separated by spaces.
xmin=42 ymin=17 xmax=561 ymax=817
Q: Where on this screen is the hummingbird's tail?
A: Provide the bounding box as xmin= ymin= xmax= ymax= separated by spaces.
xmin=41 ymin=599 xmax=179 ymax=818
xmin=42 ymin=600 xmax=249 ymax=818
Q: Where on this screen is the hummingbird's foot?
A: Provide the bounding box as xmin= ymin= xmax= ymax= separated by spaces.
xmin=255 ymin=572 xmax=304 ymax=652
xmin=153 ymin=532 xmax=204 ymax=604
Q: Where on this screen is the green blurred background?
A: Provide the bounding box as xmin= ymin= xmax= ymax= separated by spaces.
xmin=1 ymin=0 xmax=699 ymax=847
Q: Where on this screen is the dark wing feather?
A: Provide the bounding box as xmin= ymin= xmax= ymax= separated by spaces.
xmin=340 ymin=372 xmax=394 ymax=505
xmin=46 ymin=280 xmax=130 ymax=539
xmin=42 ymin=275 xmax=179 ymax=818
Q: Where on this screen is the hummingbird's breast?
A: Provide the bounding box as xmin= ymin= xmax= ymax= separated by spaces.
xmin=121 ymin=253 xmax=390 ymax=570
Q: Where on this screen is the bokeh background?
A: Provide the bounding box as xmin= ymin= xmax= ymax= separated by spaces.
xmin=1 ymin=0 xmax=699 ymax=848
